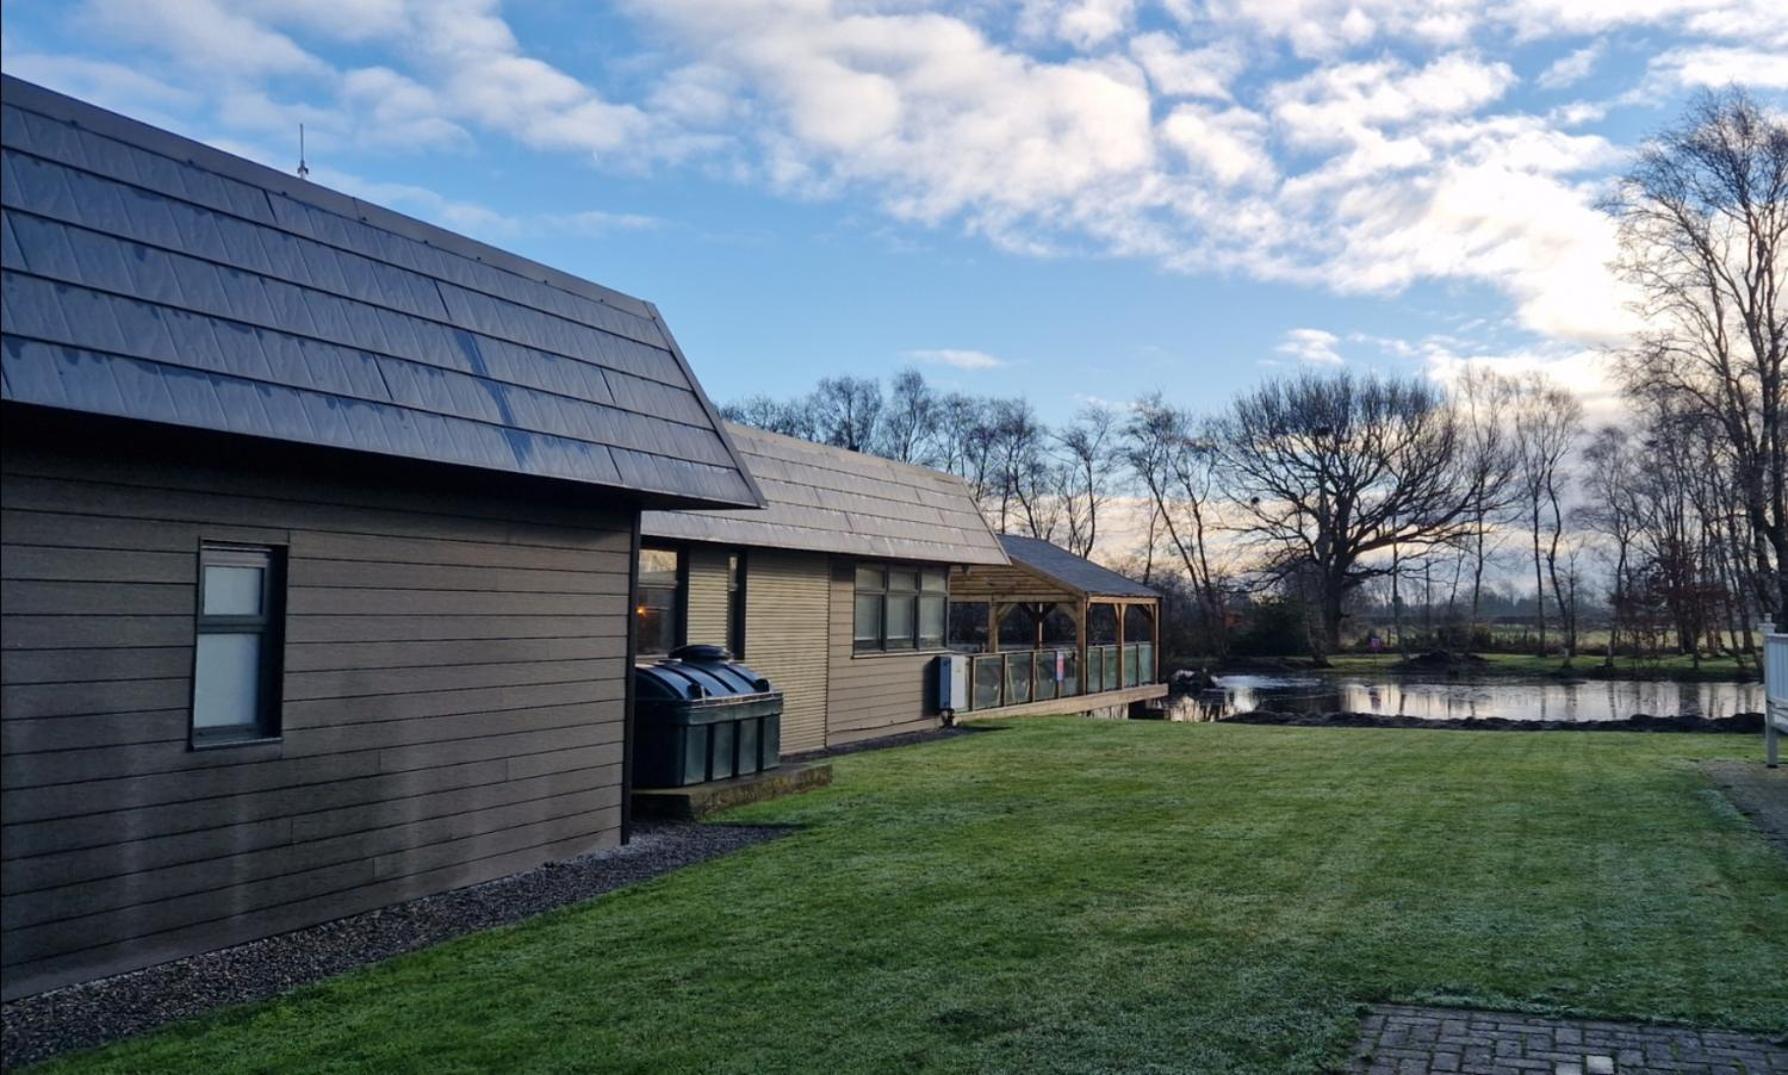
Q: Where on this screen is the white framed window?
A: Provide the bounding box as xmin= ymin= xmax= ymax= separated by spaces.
xmin=853 ymin=562 xmax=948 ymax=652
xmin=191 ymin=544 xmax=284 ymax=745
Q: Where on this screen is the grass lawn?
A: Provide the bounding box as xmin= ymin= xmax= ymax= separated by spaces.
xmin=37 ymin=720 xmax=1788 ymax=1074
xmin=1280 ymin=651 xmax=1758 ymax=681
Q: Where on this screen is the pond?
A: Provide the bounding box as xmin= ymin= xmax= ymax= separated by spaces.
xmin=1169 ymin=674 xmax=1766 ymax=723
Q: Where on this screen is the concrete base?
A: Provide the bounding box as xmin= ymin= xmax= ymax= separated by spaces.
xmin=631 ymin=761 xmax=833 ymax=821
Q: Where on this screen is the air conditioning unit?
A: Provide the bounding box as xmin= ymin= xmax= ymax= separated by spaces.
xmin=936 ymin=653 xmax=969 ymax=716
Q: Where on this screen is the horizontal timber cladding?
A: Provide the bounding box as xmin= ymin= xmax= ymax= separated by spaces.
xmin=741 ymin=551 xmax=831 ymax=753
xmin=947 ymin=562 xmax=1079 ymax=604
xmin=682 ymin=546 xmax=732 ymax=652
xmin=0 ymin=414 xmax=635 ymax=1000
xmin=677 ymin=546 xmax=828 ymax=753
xmin=824 ymin=557 xmax=941 ymax=745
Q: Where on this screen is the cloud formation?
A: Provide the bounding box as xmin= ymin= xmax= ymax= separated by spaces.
xmin=907 ymin=348 xmax=1009 ymax=370
xmin=8 ymin=0 xmax=1785 ymax=373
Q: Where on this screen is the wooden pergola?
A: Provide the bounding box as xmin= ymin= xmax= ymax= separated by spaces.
xmin=950 ymin=535 xmax=1164 ymax=715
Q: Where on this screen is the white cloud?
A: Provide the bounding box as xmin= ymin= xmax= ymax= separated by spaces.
xmin=907 ymin=348 xmax=1009 ymax=370
xmin=1277 ymin=328 xmax=1345 ymax=365
xmin=1537 ymin=42 xmax=1604 ymax=90
xmin=1129 ymin=32 xmax=1243 ymax=100
xmin=14 ymin=0 xmax=1785 ymax=386
xmin=1650 ymin=45 xmax=1788 ymax=89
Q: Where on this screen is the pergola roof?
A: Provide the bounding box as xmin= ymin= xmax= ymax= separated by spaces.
xmin=997 ymin=535 xmax=1159 ymax=600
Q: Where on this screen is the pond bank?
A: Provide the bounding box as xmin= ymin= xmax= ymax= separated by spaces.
xmin=1219 ymin=710 xmax=1765 ymax=733
xmin=1202 ymin=652 xmax=1760 ymax=683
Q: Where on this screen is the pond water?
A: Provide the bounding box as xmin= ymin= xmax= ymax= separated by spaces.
xmin=1167 ymin=674 xmax=1765 ymax=723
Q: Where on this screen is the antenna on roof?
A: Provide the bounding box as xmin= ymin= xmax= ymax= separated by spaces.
xmin=296 ymin=124 xmax=310 ymax=179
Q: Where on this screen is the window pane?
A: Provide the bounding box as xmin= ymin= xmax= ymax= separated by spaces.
xmin=887 ymin=568 xmax=918 ymax=593
xmin=727 ymin=553 xmax=740 ymax=590
xmin=854 ymin=595 xmax=883 ymax=649
xmin=885 ymin=594 xmax=915 ymax=647
xmin=193 ymin=632 xmax=261 ymax=729
xmin=637 ymin=603 xmax=676 ymax=655
xmin=921 ymin=568 xmax=947 ymax=592
xmin=203 ymin=565 xmax=264 ymax=616
xmin=918 ymin=595 xmax=945 ymax=647
xmin=855 ymin=564 xmax=884 ymax=592
xmin=638 ymin=548 xmax=680 ymax=588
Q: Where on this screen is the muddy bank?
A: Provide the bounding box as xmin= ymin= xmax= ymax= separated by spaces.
xmin=1220 ymin=710 xmax=1766 ymax=733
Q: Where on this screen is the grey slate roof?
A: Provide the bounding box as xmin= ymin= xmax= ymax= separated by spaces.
xmin=998 ymin=534 xmax=1159 ymax=598
xmin=642 ymin=423 xmax=1007 ymax=565
xmin=0 ymin=76 xmax=762 ymax=509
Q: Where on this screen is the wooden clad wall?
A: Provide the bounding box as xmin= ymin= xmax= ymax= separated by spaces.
xmin=682 ymin=547 xmax=731 ymax=649
xmin=824 ymin=558 xmax=939 ymax=745
xmin=0 ymin=422 xmax=634 ymax=1000
xmin=950 ymin=563 xmax=1076 ymax=604
xmin=742 ymin=551 xmax=830 ymax=753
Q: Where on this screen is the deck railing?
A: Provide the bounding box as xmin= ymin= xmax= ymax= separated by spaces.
xmin=963 ymin=643 xmax=1154 ymax=712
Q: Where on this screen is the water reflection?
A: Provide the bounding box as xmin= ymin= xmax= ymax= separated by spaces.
xmin=1167 ymin=674 xmax=1764 ymax=723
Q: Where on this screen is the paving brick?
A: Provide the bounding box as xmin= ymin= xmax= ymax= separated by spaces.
xmin=1349 ymin=1005 xmax=1784 ymax=1075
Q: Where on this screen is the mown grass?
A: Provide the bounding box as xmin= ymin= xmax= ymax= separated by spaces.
xmin=38 ymin=720 xmax=1788 ymax=1074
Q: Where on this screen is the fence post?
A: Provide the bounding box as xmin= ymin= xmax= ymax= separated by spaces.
xmin=1763 ymin=622 xmax=1781 ymax=769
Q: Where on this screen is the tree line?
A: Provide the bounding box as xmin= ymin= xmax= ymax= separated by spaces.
xmin=719 ymin=90 xmax=1785 ymax=669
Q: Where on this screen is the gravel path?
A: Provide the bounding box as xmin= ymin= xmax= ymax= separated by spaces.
xmin=788 ymin=723 xmax=992 ymax=760
xmin=1705 ymin=759 xmax=1788 ymax=859
xmin=1 ymin=820 xmax=790 ymax=1070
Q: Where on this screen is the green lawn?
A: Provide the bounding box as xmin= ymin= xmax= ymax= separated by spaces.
xmin=41 ymin=720 xmax=1788 ymax=1074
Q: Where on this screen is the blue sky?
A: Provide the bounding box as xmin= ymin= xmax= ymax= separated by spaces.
xmin=3 ymin=0 xmax=1784 ymax=423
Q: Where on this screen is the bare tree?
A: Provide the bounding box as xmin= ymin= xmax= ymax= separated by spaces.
xmin=720 ymin=394 xmax=819 ymax=439
xmin=1512 ymin=374 xmax=1583 ymax=661
xmin=1056 ymin=404 xmax=1118 ymax=557
xmin=1123 ymin=394 xmax=1228 ymax=651
xmin=1212 ymin=371 xmax=1477 ymax=660
xmin=1610 ymin=88 xmax=1788 ymax=623
xmin=1453 ymin=366 xmax=1522 ymax=634
xmin=812 ymin=376 xmax=883 ymax=452
xmin=880 ymin=368 xmax=937 ymax=465
xmin=1581 ymin=425 xmax=1646 ymax=666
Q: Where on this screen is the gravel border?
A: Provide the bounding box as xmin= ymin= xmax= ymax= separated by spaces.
xmin=1220 ymin=710 xmax=1767 ymax=733
xmin=787 ymin=723 xmax=994 ymax=761
xmin=1 ymin=820 xmax=791 ymax=1070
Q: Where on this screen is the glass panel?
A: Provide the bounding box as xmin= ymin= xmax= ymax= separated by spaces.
xmin=193 ymin=632 xmax=261 ymax=729
xmin=1060 ymin=649 xmax=1080 ymax=697
xmin=855 ymin=564 xmax=884 ymax=591
xmin=203 ymin=565 xmax=263 ymax=616
xmin=887 ymin=567 xmax=918 ymax=593
xmin=1034 ymin=651 xmax=1057 ymax=702
xmin=1005 ymin=654 xmax=1031 ymax=705
xmin=638 ymin=548 xmax=680 ymax=588
xmin=1104 ymin=646 xmax=1119 ymax=691
xmin=948 ymin=602 xmax=989 ymax=652
xmin=1136 ymin=642 xmax=1154 ymax=683
xmin=918 ymin=596 xmax=946 ymax=649
xmin=636 ymin=586 xmax=678 ymax=656
xmin=885 ymin=594 xmax=916 ymax=648
xmin=920 ymin=568 xmax=947 ymax=592
xmin=1124 ymin=645 xmax=1140 ymax=687
xmin=726 ymin=554 xmax=740 ymax=590
xmin=973 ymin=655 xmax=1003 ymax=710
xmin=854 ymin=595 xmax=883 ymax=649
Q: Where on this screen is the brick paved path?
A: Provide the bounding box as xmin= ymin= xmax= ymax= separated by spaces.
xmin=1352 ymin=1004 xmax=1788 ymax=1074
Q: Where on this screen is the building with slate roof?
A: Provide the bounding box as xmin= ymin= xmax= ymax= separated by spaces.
xmin=0 ymin=75 xmax=760 ymax=1000
xmin=641 ymin=427 xmax=1163 ymax=749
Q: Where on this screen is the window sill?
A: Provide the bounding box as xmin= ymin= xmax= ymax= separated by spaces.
xmin=851 ymin=647 xmax=952 ymax=660
xmin=190 ymin=733 xmax=283 ymax=751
